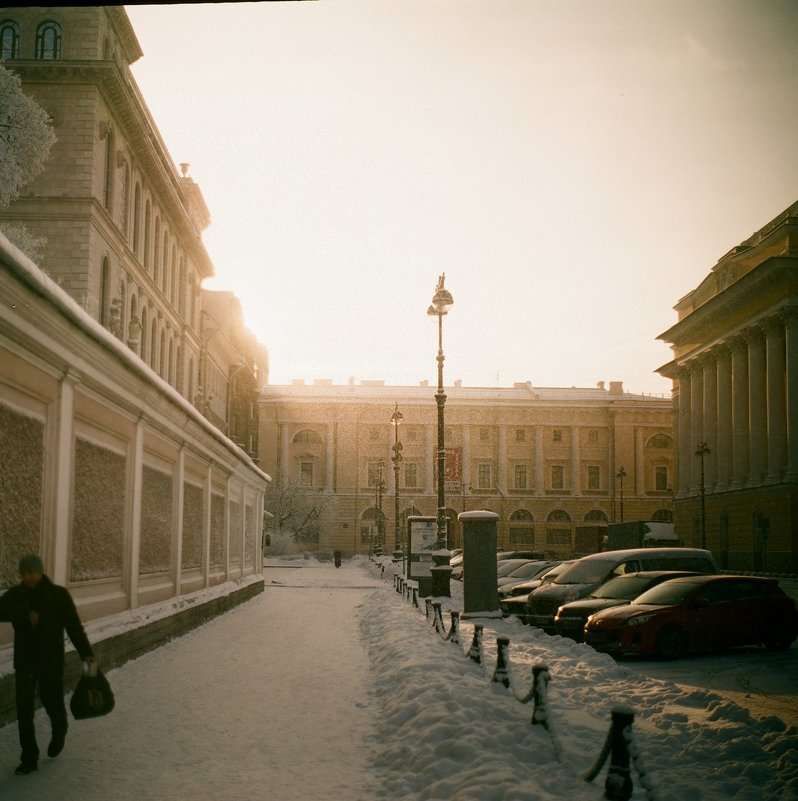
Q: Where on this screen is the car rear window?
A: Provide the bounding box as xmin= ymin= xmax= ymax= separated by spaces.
xmin=555 ymin=559 xmax=618 ymax=585
xmin=643 ymin=556 xmax=717 ymax=573
xmin=592 ymin=575 xmax=654 ymax=600
xmin=632 ymin=580 xmax=702 ymax=606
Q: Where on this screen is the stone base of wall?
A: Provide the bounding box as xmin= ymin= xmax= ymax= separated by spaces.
xmin=0 ymin=578 xmax=264 ymax=727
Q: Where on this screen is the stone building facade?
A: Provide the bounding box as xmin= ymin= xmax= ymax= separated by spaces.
xmin=259 ymin=380 xmax=674 ymax=557
xmin=0 ymin=6 xmax=265 ymax=444
xmin=658 ymin=200 xmax=798 ymax=571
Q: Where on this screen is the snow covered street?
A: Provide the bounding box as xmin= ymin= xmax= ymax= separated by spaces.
xmin=1 ymin=556 xmax=796 ymax=800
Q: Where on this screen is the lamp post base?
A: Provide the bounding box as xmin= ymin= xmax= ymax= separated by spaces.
xmin=430 ymin=552 xmax=452 ymax=598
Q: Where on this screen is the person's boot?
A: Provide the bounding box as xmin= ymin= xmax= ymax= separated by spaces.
xmin=14 ymin=761 xmax=37 ymax=775
xmin=47 ymin=729 xmax=67 ymax=758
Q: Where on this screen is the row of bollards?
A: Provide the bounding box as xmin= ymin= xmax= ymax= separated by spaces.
xmin=386 ymin=564 xmax=658 ymax=801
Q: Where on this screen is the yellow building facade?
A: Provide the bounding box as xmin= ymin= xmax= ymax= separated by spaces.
xmin=658 ymin=200 xmax=798 ymax=571
xmin=259 ymin=380 xmax=674 ymax=557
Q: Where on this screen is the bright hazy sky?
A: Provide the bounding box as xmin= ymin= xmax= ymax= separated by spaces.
xmin=125 ymin=1 xmax=798 ymax=394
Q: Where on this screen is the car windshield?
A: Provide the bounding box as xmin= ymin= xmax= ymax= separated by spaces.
xmin=555 ymin=559 xmax=616 ymax=585
xmin=632 ymin=580 xmax=701 ymax=606
xmin=507 ymin=561 xmax=551 ymax=579
xmin=497 ymin=560 xmax=529 ymax=577
xmin=591 ymin=575 xmax=654 ymax=600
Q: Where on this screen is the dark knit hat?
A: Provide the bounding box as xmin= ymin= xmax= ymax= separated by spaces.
xmin=18 ymin=554 xmax=44 ymax=575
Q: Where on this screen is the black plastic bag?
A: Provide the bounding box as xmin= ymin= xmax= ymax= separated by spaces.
xmin=70 ymin=663 xmax=115 ymax=719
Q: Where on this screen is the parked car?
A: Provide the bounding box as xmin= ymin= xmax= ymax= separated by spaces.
xmin=499 ymin=561 xmax=573 ymax=619
xmin=451 ymin=556 xmax=529 ymax=582
xmin=553 ymin=570 xmax=703 ymax=641
xmin=498 ymin=560 xmax=562 ymax=590
xmin=496 ymin=549 xmax=548 ymax=561
xmin=526 ymin=548 xmax=719 ymax=633
xmin=583 ymin=574 xmax=798 ymax=659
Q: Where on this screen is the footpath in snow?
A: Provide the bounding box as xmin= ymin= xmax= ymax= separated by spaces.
xmin=0 ymin=556 xmax=796 ymax=801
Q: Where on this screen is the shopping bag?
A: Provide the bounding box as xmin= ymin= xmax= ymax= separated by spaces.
xmin=70 ymin=662 xmax=115 ymax=719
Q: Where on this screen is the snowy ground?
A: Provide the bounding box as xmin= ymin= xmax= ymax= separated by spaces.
xmin=0 ymin=556 xmax=795 ymax=800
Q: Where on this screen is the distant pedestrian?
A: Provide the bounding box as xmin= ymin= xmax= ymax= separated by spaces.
xmin=334 ymin=550 xmax=342 ymax=568
xmin=0 ymin=554 xmax=95 ymax=776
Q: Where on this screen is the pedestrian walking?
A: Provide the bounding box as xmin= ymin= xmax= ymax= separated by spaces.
xmin=0 ymin=554 xmax=95 ymax=776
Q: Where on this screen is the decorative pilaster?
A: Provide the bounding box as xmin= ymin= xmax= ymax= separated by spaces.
xmin=701 ymin=352 xmax=718 ymax=492
xmin=747 ymin=327 xmax=768 ymax=486
xmin=730 ymin=335 xmax=750 ymax=488
xmin=765 ymin=317 xmax=787 ymax=483
xmin=497 ymin=426 xmax=507 ymax=494
xmin=634 ymin=427 xmax=644 ymax=497
xmin=676 ymin=367 xmax=692 ymax=497
xmin=715 ymin=344 xmax=732 ymax=490
xmin=280 ymin=424 xmax=290 ymax=483
xmin=785 ymin=310 xmax=798 ymax=480
xmin=571 ymin=425 xmax=581 ymax=496
xmin=325 ymin=424 xmax=335 ymax=492
xmin=689 ymin=362 xmax=704 ymax=494
xmin=535 ymin=427 xmax=544 ymax=496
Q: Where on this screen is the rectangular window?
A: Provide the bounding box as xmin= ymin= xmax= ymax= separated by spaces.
xmin=587 ymin=465 xmax=600 ymax=490
xmin=515 ymin=429 xmax=526 ymax=442
xmin=478 ymin=463 xmax=492 ymax=489
xmin=551 ymin=464 xmax=564 ymax=490
xmin=300 ymin=462 xmax=313 ymax=486
xmin=655 ymin=466 xmax=668 ymax=491
xmin=367 ymin=462 xmax=383 ymax=487
xmin=404 ymin=463 xmax=418 ymax=488
xmin=546 ymin=529 xmax=571 ymax=546
xmin=514 ymin=464 xmax=527 ymax=489
xmin=588 ymin=430 xmax=599 ymax=444
xmin=553 ymin=430 xmax=562 ymax=442
xmin=479 ymin=427 xmax=489 ymax=442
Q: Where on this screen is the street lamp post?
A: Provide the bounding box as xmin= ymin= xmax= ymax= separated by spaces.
xmin=390 ymin=403 xmax=404 ymax=556
xmin=695 ymin=441 xmax=710 ymax=549
xmin=616 ymin=466 xmax=626 ymax=523
xmin=427 ymin=273 xmax=454 ymax=597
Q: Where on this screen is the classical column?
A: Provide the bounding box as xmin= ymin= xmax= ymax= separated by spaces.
xmin=786 ymin=311 xmax=798 ymax=480
xmin=747 ymin=327 xmax=768 ymax=486
xmin=730 ymin=336 xmax=750 ymax=488
xmin=497 ymin=425 xmax=507 ymax=494
xmin=51 ymin=370 xmax=77 ymax=584
xmin=535 ymin=427 xmax=544 ymax=495
xmin=128 ymin=416 xmax=145 ymax=610
xmin=715 ymin=345 xmax=732 ymax=490
xmin=462 ymin=424 xmax=471 ymax=491
xmin=765 ymin=318 xmax=787 ymax=483
xmin=634 ymin=427 xmax=644 ymax=497
xmin=571 ymin=425 xmax=581 ymax=495
xmin=280 ymin=424 xmax=290 ymax=483
xmin=689 ymin=362 xmax=704 ymax=494
xmin=175 ymin=445 xmax=185 ymax=594
xmin=325 ymin=424 xmax=335 ymax=492
xmin=701 ymin=352 xmax=718 ymax=491
xmin=676 ymin=367 xmax=692 ymax=497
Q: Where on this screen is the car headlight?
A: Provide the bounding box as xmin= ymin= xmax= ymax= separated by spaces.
xmin=623 ymin=614 xmax=654 ymax=627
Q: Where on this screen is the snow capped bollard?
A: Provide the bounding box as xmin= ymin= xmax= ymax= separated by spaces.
xmin=491 ymin=636 xmax=510 ymax=687
xmin=531 ymin=664 xmax=550 ymax=726
xmin=466 ymin=623 xmax=484 ymax=664
xmin=447 ymin=610 xmax=460 ymax=644
xmin=412 ymin=587 xmax=419 ymax=608
xmin=605 ymin=706 xmax=635 ymax=801
xmin=432 ymin=602 xmax=445 ymax=634
xmin=425 ymin=598 xmax=433 ymax=619
xmin=395 ymin=574 xmax=400 ymax=592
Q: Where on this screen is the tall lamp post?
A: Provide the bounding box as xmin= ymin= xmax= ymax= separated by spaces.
xmin=695 ymin=441 xmax=710 ymax=549
xmin=390 ymin=403 xmax=404 ymax=556
xmin=428 ymin=273 xmax=454 ymax=597
xmin=616 ymin=466 xmax=626 ymax=523
xmin=373 ymin=460 xmax=384 ymax=553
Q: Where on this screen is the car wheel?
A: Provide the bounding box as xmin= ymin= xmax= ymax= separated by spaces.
xmin=655 ymin=625 xmax=688 ymax=660
xmin=763 ymin=629 xmax=794 ymax=652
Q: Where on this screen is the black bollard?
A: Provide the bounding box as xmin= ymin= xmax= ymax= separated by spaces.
xmin=432 ymin=602 xmax=444 ymax=633
xmin=412 ymin=587 xmax=419 ymax=608
xmin=491 ymin=636 xmax=510 ymax=687
xmin=425 ymin=598 xmax=432 ymax=619
xmin=531 ymin=664 xmax=550 ymax=726
xmin=605 ymin=706 xmax=635 ymax=801
xmin=466 ymin=623 xmax=483 ymax=664
xmin=448 ymin=610 xmax=460 ymax=644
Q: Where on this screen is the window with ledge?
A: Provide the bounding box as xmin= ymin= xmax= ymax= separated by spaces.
xmin=551 ymin=464 xmax=564 ymax=490
xmin=477 ymin=463 xmax=492 ymax=490
xmin=513 ymin=464 xmax=527 ymax=489
xmin=404 ymin=463 xmax=418 ymax=488
xmin=553 ymin=430 xmax=562 ymax=442
xmin=0 ymin=20 xmax=20 ymax=59
xmin=299 ymin=461 xmax=314 ymax=487
xmin=587 ymin=465 xmax=600 ymax=490
xmin=588 ymin=430 xmax=599 ymax=444
xmin=35 ymin=21 xmax=61 ymax=60
xmin=515 ymin=429 xmax=526 ymax=442
xmin=479 ymin=427 xmax=489 ymax=442
xmin=655 ymin=465 xmax=669 ymax=491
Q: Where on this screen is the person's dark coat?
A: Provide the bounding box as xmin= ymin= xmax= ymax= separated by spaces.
xmin=0 ymin=575 xmax=93 ymax=672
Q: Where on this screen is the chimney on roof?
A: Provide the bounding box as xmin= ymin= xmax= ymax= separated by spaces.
xmin=609 ymin=381 xmax=624 ymax=395
xmin=597 ymin=381 xmax=605 ymax=390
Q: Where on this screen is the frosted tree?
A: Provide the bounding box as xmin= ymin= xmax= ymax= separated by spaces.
xmin=0 ymin=64 xmax=56 ymax=258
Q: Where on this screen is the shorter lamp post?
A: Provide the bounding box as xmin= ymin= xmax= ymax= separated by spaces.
xmin=616 ymin=466 xmax=626 ymax=523
xmin=373 ymin=460 xmax=385 ymax=553
xmin=695 ymin=441 xmax=710 ymax=549
xmin=390 ymin=403 xmax=404 ymax=556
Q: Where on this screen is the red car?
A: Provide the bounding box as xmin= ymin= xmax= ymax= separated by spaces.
xmin=584 ymin=575 xmax=798 ymax=659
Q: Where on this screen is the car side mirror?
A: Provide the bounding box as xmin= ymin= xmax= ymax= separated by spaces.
xmin=692 ymin=597 xmax=710 ymax=609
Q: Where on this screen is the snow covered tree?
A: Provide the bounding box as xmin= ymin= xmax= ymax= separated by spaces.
xmin=263 ymin=477 xmax=328 ymax=548
xmin=0 ymin=64 xmax=56 ymax=257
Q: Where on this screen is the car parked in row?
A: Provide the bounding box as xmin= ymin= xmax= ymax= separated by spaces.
xmin=499 ymin=561 xmax=573 ymax=619
xmin=497 ymin=560 xmax=561 ymax=590
xmin=583 ymin=574 xmax=798 ymax=659
xmin=553 ymin=570 xmax=703 ymax=641
xmin=525 ymin=548 xmax=719 ymax=633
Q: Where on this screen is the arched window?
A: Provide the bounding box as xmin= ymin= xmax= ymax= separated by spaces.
xmin=584 ymin=509 xmax=608 ymax=522
xmin=651 ymin=509 xmax=673 ymax=523
xmin=153 ymin=218 xmax=161 ymax=285
xmin=510 ymin=509 xmax=534 ymax=521
xmin=647 ymin=433 xmax=673 ymax=449
xmin=547 ymin=509 xmax=571 ymax=523
xmin=140 ymin=307 xmax=148 ymax=363
xmin=292 ymin=429 xmax=323 ymax=444
xmin=150 ymin=319 xmax=158 ymax=371
xmin=178 ymin=257 xmax=187 ymax=317
xmin=35 ymin=20 xmax=61 ymax=60
xmin=161 ymin=230 xmax=169 ymax=292
xmin=132 ymin=183 xmax=142 ymax=257
xmin=169 ymin=245 xmax=177 ymax=301
xmin=102 ymin=127 xmax=115 ymax=212
xmin=509 ymin=508 xmax=534 ymax=545
xmin=1 ymin=20 xmax=20 ymax=59
xmin=143 ymin=200 xmax=151 ymax=272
